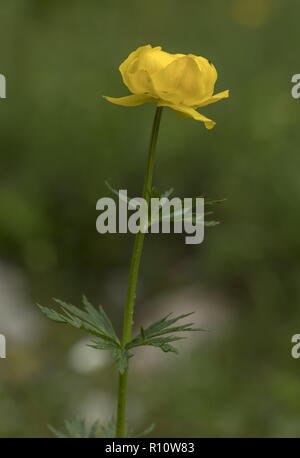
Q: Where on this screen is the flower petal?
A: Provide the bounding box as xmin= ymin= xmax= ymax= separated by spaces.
xmin=197 ymin=90 xmax=230 ymax=108
xmin=157 ymin=101 xmax=216 ymax=129
xmin=152 ymin=56 xmax=206 ymax=106
xmin=119 ymin=45 xmax=152 ymax=91
xmin=103 ymin=94 xmax=155 ymax=107
xmin=125 ymin=69 xmax=156 ymax=96
xmin=122 ymin=47 xmax=176 ymax=97
xmin=133 ymin=47 xmax=176 ymax=76
xmin=193 ymin=56 xmax=218 ymax=90
xmin=152 ymin=55 xmax=218 ymax=107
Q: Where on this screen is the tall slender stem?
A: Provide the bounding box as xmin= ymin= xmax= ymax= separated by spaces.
xmin=116 ymin=106 xmax=163 ymax=438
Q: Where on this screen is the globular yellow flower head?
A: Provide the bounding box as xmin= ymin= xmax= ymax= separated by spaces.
xmin=104 ymin=45 xmax=229 ymax=129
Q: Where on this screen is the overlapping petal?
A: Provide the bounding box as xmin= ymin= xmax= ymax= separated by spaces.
xmin=125 ymin=69 xmax=156 ymax=96
xmin=193 ymin=56 xmax=218 ymax=97
xmin=104 ymin=44 xmax=229 ymax=129
xmin=152 ymin=56 xmax=209 ymax=106
xmin=119 ymin=45 xmax=152 ymax=93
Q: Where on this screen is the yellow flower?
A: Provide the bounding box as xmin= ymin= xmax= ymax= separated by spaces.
xmin=104 ymin=45 xmax=229 ymax=129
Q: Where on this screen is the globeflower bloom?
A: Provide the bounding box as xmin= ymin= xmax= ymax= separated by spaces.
xmin=104 ymin=44 xmax=229 ymax=129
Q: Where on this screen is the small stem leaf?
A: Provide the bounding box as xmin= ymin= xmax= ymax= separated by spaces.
xmin=38 ymin=297 xmax=120 ymax=347
xmin=88 ymin=340 xmax=117 ymax=350
xmin=105 ymin=181 xmax=140 ymax=209
xmin=37 ymin=305 xmax=66 ymax=323
xmin=112 ymin=348 xmax=132 ymax=374
xmin=49 ymin=417 xmax=99 ymax=438
xmin=82 ymin=295 xmax=119 ymax=342
xmin=90 ymin=420 xmax=100 ymax=439
xmin=161 ymin=188 xmax=174 ymax=199
xmin=126 ymin=311 xmax=206 ymax=354
xmin=130 ymin=423 xmax=155 ymax=438
xmin=159 ymin=343 xmax=178 ymax=353
xmin=204 ymin=220 xmax=220 ymax=227
xmin=48 ymin=425 xmax=68 ymax=438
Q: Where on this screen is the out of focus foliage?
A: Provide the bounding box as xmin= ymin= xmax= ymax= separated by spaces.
xmin=1 ymin=0 xmax=300 ymax=437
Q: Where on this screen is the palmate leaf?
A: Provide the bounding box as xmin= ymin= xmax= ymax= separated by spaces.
xmin=149 ymin=192 xmax=223 ymax=229
xmin=106 ymin=182 xmax=222 ymax=229
xmin=37 ymin=297 xmax=131 ymax=373
xmin=38 ymin=296 xmax=119 ymax=345
xmin=49 ymin=415 xmax=154 ymax=439
xmin=49 ymin=417 xmax=99 ymax=438
xmin=38 ymin=297 xmax=206 ymax=372
xmin=126 ymin=312 xmax=206 ymax=355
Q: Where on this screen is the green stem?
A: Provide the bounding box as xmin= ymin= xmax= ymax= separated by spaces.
xmin=116 ymin=106 xmax=163 ymax=438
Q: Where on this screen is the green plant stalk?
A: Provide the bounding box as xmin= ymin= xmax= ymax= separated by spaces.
xmin=116 ymin=106 xmax=163 ymax=438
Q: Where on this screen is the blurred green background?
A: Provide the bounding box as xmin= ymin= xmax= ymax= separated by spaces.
xmin=1 ymin=0 xmax=300 ymax=438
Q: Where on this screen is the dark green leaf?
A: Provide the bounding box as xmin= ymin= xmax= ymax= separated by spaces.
xmin=112 ymin=348 xmax=132 ymax=374
xmin=38 ymin=297 xmax=120 ymax=347
xmin=49 ymin=417 xmax=99 ymax=438
xmin=127 ymin=312 xmax=206 ymax=355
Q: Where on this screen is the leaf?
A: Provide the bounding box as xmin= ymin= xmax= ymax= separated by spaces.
xmin=161 ymin=188 xmax=174 ymax=199
xmin=106 ymin=183 xmax=222 ymax=230
xmin=105 ymin=181 xmax=140 ymax=209
xmin=37 ymin=307 xmax=67 ymax=323
xmin=204 ymin=221 xmax=220 ymax=227
xmin=150 ymin=187 xmax=174 ymax=200
xmin=146 ymin=339 xmax=179 ymax=354
xmin=38 ymin=297 xmax=120 ymax=348
xmin=38 ymin=297 xmax=138 ymax=373
xmin=127 ymin=312 xmax=206 ymax=355
xmin=49 ymin=417 xmax=99 ymax=438
xmin=101 ymin=417 xmax=116 ymax=438
xmin=89 ymin=420 xmax=99 ymax=438
xmin=203 ymin=198 xmax=226 ymax=206
xmin=48 ymin=425 xmax=68 ymax=438
xmin=130 ymin=423 xmax=155 ymax=438
xmin=148 ymin=193 xmax=221 ymax=228
xmin=112 ymin=348 xmax=132 ymax=374
xmin=82 ymin=295 xmax=118 ymax=342
xmin=186 ymin=196 xmax=225 ymax=227
xmin=88 ymin=340 xmax=117 ymax=351
xmin=89 ymin=342 xmax=130 ymax=373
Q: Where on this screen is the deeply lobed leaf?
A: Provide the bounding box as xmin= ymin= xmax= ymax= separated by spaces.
xmin=49 ymin=417 xmax=99 ymax=438
xmin=126 ymin=312 xmax=206 ymax=355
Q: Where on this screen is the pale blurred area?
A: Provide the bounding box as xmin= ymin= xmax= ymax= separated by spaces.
xmin=1 ymin=0 xmax=300 ymax=438
xmin=0 ymin=262 xmax=42 ymax=342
